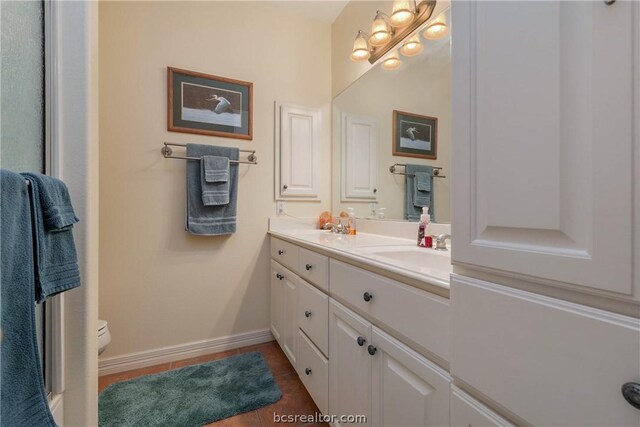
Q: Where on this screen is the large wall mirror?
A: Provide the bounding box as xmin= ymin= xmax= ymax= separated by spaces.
xmin=332 ymin=7 xmax=451 ymax=223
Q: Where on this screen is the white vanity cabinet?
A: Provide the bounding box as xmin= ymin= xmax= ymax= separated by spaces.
xmin=269 ymin=259 xmax=298 ymax=366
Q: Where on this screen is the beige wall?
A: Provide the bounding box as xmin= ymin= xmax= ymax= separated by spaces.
xmin=99 ymin=1 xmax=331 ymax=358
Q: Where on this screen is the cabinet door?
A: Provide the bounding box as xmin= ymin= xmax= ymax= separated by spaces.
xmin=282 ymin=273 xmax=298 ymax=366
xmin=371 ymin=327 xmax=450 ymax=427
xmin=278 ymin=104 xmax=321 ymax=199
xmin=329 ymin=300 xmax=372 ymax=426
xmin=342 ymin=113 xmax=378 ymax=201
xmin=452 ymin=1 xmax=638 ymax=298
xmin=270 ymin=261 xmax=285 ymax=344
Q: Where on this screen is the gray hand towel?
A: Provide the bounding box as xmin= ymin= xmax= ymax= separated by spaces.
xmin=1 ymin=170 xmax=57 ymax=427
xmin=201 ymin=155 xmax=230 ymax=206
xmin=22 ymin=172 xmax=81 ymax=303
xmin=413 ymin=171 xmax=432 ymax=207
xmin=405 ymin=164 xmax=434 ymax=221
xmin=186 ymin=144 xmax=239 ymax=236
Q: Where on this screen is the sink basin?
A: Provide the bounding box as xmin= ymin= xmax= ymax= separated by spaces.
xmin=354 ymin=245 xmax=452 ymax=281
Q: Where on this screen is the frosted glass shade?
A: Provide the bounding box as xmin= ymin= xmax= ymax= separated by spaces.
xmin=424 ymin=22 xmax=448 ymax=40
xmin=400 ymin=35 xmax=423 ymax=57
xmin=369 ymin=13 xmax=391 ymax=47
xmin=389 ymin=0 xmax=414 ymax=27
xmin=381 ymin=53 xmax=402 ymax=70
xmin=351 ymin=32 xmax=371 ymax=61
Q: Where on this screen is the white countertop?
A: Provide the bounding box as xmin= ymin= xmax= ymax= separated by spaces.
xmin=268 ymin=221 xmax=452 ymax=291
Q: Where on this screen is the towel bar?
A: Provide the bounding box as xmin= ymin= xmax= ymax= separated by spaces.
xmin=161 ymin=142 xmax=257 ymax=165
xmin=389 ymin=163 xmax=445 ymax=178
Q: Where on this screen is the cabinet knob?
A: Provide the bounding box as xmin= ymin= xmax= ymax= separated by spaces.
xmin=276 ymin=273 xmax=284 ymax=280
xmin=356 ymin=336 xmax=366 ymax=346
xmin=305 ymin=310 xmax=312 ymax=318
xmin=373 ymin=188 xmax=377 ymax=194
xmin=305 ymin=263 xmax=313 ymax=271
xmin=367 ymin=345 xmax=377 ymax=356
xmin=278 ymin=250 xmax=285 ymax=255
xmin=363 ymin=292 xmax=373 ymax=302
xmin=604 ymin=0 xmax=616 ymax=4
xmin=283 ymin=184 xmax=288 ymax=190
xmin=622 ymin=382 xmax=640 ymax=410
xmin=305 ymin=367 xmax=312 ymax=376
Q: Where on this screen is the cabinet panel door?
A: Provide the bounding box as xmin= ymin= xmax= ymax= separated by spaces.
xmin=452 ymin=1 xmax=637 ymax=297
xmin=329 ymin=300 xmax=372 ymax=426
xmin=282 ymin=273 xmax=298 ymax=367
xmin=371 ymin=328 xmax=450 ymax=427
xmin=270 ymin=261 xmax=285 ymax=344
xmin=279 ymin=105 xmax=321 ymax=199
xmin=342 ymin=113 xmax=378 ymax=200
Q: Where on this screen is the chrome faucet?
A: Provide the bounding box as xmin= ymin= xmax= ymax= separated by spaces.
xmin=435 ymin=233 xmax=451 ymax=251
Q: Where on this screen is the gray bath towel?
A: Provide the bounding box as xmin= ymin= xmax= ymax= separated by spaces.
xmin=405 ymin=164 xmax=434 ymax=221
xmin=1 ymin=170 xmax=57 ymax=427
xmin=186 ymin=144 xmax=239 ymax=235
xmin=201 ymin=155 xmax=230 ymax=206
xmin=22 ymin=172 xmax=81 ymax=303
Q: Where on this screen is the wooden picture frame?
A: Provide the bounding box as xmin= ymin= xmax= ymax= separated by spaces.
xmin=392 ymin=110 xmax=437 ymax=159
xmin=168 ymin=67 xmax=253 ymax=140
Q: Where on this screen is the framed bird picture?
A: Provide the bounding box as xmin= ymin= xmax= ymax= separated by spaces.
xmin=168 ymin=67 xmax=253 ymax=140
xmin=392 ymin=110 xmax=437 ymax=159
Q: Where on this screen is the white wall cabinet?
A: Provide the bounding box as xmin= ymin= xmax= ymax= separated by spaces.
xmin=277 ymin=104 xmax=322 ymax=200
xmin=452 ymin=0 xmax=639 ymax=300
xmin=341 ymin=113 xmax=378 ymax=201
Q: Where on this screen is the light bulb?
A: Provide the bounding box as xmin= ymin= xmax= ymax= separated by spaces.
xmin=381 ymin=53 xmax=402 ymax=70
xmin=399 ymin=35 xmax=423 ymax=57
xmin=351 ymin=31 xmax=371 ymax=61
xmin=389 ymin=0 xmax=415 ymax=28
xmin=369 ymin=11 xmax=391 ymax=47
xmin=423 ymin=22 xmax=448 ymax=40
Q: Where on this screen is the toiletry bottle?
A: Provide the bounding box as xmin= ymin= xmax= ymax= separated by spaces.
xmin=347 ymin=207 xmax=356 ymax=235
xmin=417 ymin=207 xmax=430 ymax=246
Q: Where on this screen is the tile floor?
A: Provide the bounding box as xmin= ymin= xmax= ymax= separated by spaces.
xmin=98 ymin=341 xmax=327 ymax=427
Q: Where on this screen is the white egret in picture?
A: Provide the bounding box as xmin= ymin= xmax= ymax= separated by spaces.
xmin=400 ymin=120 xmax=431 ymax=151
xmin=181 ymin=82 xmax=242 ymax=128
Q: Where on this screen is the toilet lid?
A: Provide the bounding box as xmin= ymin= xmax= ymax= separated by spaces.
xmin=98 ymin=320 xmax=108 ymax=332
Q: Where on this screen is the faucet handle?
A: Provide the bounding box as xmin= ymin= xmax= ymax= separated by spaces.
xmin=435 ymin=234 xmax=451 ymax=251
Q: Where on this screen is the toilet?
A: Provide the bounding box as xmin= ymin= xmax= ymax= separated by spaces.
xmin=98 ymin=320 xmax=111 ymax=355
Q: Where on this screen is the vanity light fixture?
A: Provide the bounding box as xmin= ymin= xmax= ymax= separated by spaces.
xmin=423 ymin=14 xmax=449 ymax=40
xmin=400 ymin=34 xmax=424 ymax=57
xmin=349 ymin=0 xmax=435 ymax=64
xmin=381 ymin=52 xmax=402 ymax=70
xmin=369 ymin=11 xmax=393 ymax=47
xmin=389 ymin=0 xmax=416 ymax=28
xmin=351 ymin=30 xmax=372 ymax=61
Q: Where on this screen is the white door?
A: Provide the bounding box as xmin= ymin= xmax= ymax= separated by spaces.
xmin=278 ymin=104 xmax=321 ymax=199
xmin=452 ymin=1 xmax=639 ymax=299
xmin=282 ymin=273 xmax=298 ymax=366
xmin=342 ymin=113 xmax=378 ymax=201
xmin=371 ymin=327 xmax=450 ymax=427
xmin=329 ymin=300 xmax=372 ymax=426
xmin=269 ymin=261 xmax=285 ymax=345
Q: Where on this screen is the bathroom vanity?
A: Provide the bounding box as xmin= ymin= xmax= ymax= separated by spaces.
xmin=268 ymin=219 xmax=457 ymax=426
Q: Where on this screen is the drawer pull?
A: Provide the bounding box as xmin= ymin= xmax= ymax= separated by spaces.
xmin=356 ymin=336 xmax=366 ymax=346
xmin=363 ymin=292 xmax=373 ymax=302
xmin=304 ymin=310 xmax=312 ymax=318
xmin=367 ymin=345 xmax=377 ymax=356
xmin=604 ymin=0 xmax=616 ymax=4
xmin=305 ymin=367 xmax=312 ymax=376
xmin=278 ymin=250 xmax=285 ymax=255
xmin=305 ymin=263 xmax=313 ymax=271
xmin=275 ymin=273 xmax=284 ymax=280
xmin=622 ymin=382 xmax=640 ymax=410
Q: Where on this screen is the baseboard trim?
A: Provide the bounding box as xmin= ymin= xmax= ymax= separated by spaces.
xmin=98 ymin=329 xmax=274 ymax=376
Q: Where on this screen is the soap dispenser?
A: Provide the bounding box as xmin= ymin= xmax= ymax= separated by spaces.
xmin=417 ymin=207 xmax=430 ymax=247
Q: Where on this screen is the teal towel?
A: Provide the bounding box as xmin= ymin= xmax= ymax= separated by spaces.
xmin=201 ymin=155 xmax=230 ymax=206
xmin=405 ymin=164 xmax=434 ymax=221
xmin=186 ymin=144 xmax=239 ymax=235
xmin=22 ymin=173 xmax=81 ymax=303
xmin=1 ymin=170 xmax=57 ymax=427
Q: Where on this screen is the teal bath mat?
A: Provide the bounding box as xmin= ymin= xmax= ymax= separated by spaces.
xmin=99 ymin=352 xmax=282 ymax=427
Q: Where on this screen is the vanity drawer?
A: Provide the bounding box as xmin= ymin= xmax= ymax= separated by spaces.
xmin=297 ymin=277 xmax=329 ymax=356
xmin=270 ymin=237 xmax=299 ymax=272
xmin=297 ymin=329 xmax=329 ymax=415
xmin=298 ymin=248 xmax=329 ymax=292
xmin=450 ymin=387 xmax=514 ymax=427
xmin=329 ymin=259 xmax=450 ymax=362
